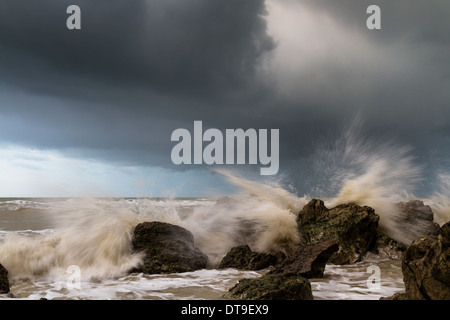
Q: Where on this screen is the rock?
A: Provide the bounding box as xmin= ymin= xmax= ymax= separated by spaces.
xmin=394 ymin=200 xmax=440 ymax=244
xmin=224 ymin=273 xmax=313 ymax=300
xmin=380 ymin=292 xmax=409 ymax=300
xmin=396 ymin=200 xmax=435 ymax=222
xmin=372 ymin=233 xmax=407 ymax=260
xmin=402 ymin=222 xmax=450 ymax=300
xmin=0 ymin=263 xmax=9 ymax=294
xmin=218 ymin=245 xmax=285 ymax=270
xmin=270 ymin=239 xmax=339 ymax=278
xmin=297 ymin=199 xmax=379 ymax=264
xmin=131 ymin=221 xmax=208 ymax=274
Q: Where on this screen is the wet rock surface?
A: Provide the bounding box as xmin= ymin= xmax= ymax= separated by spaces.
xmin=224 ymin=273 xmax=313 ymax=300
xmin=297 ymin=199 xmax=379 ymax=264
xmin=131 ymin=221 xmax=208 ymax=274
xmin=218 ymin=245 xmax=285 ymax=270
xmin=402 ymin=221 xmax=450 ymax=300
xmin=372 ymin=233 xmax=407 ymax=260
xmin=270 ymin=239 xmax=339 ymax=278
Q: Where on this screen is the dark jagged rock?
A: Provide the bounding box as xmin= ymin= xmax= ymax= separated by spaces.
xmin=131 ymin=221 xmax=208 ymax=274
xmin=0 ymin=263 xmax=10 ymax=294
xmin=224 ymin=273 xmax=313 ymax=300
xmin=218 ymin=245 xmax=285 ymax=270
xmin=297 ymin=199 xmax=379 ymax=264
xmin=372 ymin=233 xmax=407 ymax=260
xmin=270 ymin=239 xmax=339 ymax=278
xmin=402 ymin=222 xmax=450 ymax=300
xmin=394 ymin=200 xmax=440 ymax=244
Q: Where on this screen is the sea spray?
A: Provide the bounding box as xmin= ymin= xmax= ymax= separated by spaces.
xmin=308 ymin=117 xmax=425 ymax=244
xmin=0 ymin=136 xmax=448 ymax=282
xmin=0 ymin=198 xmax=143 ymax=281
xmin=427 ymin=173 xmax=450 ymax=226
xmin=326 ymin=149 xmax=423 ymax=244
xmin=181 ymin=194 xmax=303 ymax=265
xmin=0 ymin=192 xmax=304 ymax=279
xmin=122 ymin=172 xmax=306 ymax=265
xmin=183 ymin=169 xmax=308 ymax=264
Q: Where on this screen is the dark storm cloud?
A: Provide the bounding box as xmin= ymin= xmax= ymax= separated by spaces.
xmin=0 ymin=0 xmax=274 ymax=101
xmin=0 ymin=0 xmax=449 ymax=195
xmin=267 ymin=0 xmax=450 ymax=195
xmin=0 ymin=0 xmax=276 ymax=164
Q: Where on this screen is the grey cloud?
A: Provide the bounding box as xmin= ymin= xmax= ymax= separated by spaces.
xmin=298 ymin=0 xmax=450 ymax=45
xmin=0 ymin=0 xmax=449 ymax=196
xmin=0 ymin=0 xmax=276 ymax=164
xmin=0 ymin=0 xmax=275 ymax=103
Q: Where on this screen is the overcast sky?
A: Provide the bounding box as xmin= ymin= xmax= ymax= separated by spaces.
xmin=0 ymin=0 xmax=449 ymax=197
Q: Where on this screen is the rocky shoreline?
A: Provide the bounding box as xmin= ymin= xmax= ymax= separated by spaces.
xmin=126 ymin=198 xmax=450 ymax=300
xmin=0 ymin=199 xmax=448 ymax=300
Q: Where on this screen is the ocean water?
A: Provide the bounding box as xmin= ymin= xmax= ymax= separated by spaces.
xmin=1 ymin=157 xmax=449 ymax=300
xmin=0 ymin=196 xmax=413 ymax=300
xmin=2 ymin=118 xmax=449 ymax=300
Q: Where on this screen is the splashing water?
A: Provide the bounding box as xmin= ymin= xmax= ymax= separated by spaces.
xmin=427 ymin=173 xmax=450 ymax=226
xmin=0 ymin=199 xmax=144 ymax=281
xmin=326 ymin=148 xmax=423 ymax=244
xmin=178 ymin=169 xmax=307 ymax=264
xmin=0 ymin=118 xmax=449 ymax=288
xmin=0 ymin=188 xmax=304 ymax=281
xmin=311 ymin=117 xmax=427 ymax=244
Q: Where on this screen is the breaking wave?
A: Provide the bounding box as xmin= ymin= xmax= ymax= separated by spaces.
xmin=0 ymin=119 xmax=449 ymax=283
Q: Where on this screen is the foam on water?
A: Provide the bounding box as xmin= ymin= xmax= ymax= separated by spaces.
xmin=3 ymin=268 xmax=263 ymax=300
xmin=310 ymin=253 xmax=404 ymax=300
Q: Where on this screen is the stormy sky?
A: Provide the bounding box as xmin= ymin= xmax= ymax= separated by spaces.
xmin=0 ymin=0 xmax=449 ymax=197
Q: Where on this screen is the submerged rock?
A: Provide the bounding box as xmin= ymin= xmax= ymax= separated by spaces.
xmin=218 ymin=245 xmax=285 ymax=270
xmin=402 ymin=221 xmax=450 ymax=300
xmin=0 ymin=263 xmax=9 ymax=294
xmin=224 ymin=273 xmax=313 ymax=300
xmin=131 ymin=221 xmax=208 ymax=274
xmin=270 ymin=239 xmax=339 ymax=278
xmin=297 ymin=199 xmax=379 ymax=264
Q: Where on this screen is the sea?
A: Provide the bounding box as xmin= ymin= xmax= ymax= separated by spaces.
xmin=1 ymin=115 xmax=449 ymax=301
xmin=0 ymin=191 xmax=443 ymax=301
xmin=1 ymin=133 xmax=449 ymax=301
